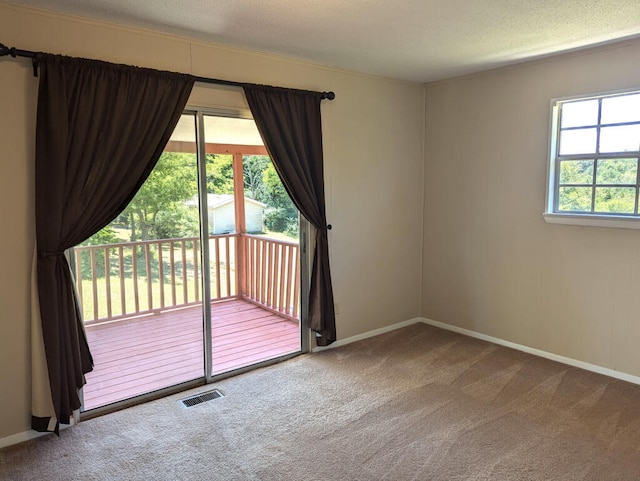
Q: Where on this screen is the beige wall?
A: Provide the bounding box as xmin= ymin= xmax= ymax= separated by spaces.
xmin=423 ymin=40 xmax=640 ymax=379
xmin=0 ymin=4 xmax=424 ymax=439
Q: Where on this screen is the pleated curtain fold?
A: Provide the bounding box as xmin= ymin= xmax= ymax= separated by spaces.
xmin=32 ymin=54 xmax=194 ymax=432
xmin=243 ymin=85 xmax=336 ymax=346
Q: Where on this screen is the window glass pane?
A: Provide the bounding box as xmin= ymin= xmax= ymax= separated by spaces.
xmin=558 ymin=187 xmax=592 ymax=212
xmin=559 ymin=128 xmax=597 ymax=155
xmin=594 ymin=187 xmax=636 ymax=213
xmin=596 ymin=158 xmax=638 ymax=184
xmin=559 ymin=159 xmax=594 ymax=184
xmin=560 ymin=100 xmax=598 ymax=128
xmin=599 ymin=125 xmax=640 ymax=153
xmin=601 ymin=94 xmax=640 ymax=125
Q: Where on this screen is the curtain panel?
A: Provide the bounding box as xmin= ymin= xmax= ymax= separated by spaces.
xmin=33 ymin=54 xmax=194 ymax=432
xmin=242 ymin=85 xmax=336 ymax=346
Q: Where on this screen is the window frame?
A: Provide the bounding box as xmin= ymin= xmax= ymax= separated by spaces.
xmin=544 ymin=88 xmax=640 ymax=230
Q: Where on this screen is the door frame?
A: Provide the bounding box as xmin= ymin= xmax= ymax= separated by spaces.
xmin=192 ymin=109 xmax=310 ymax=384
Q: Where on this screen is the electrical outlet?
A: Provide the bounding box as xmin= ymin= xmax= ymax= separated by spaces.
xmin=335 ymin=302 xmax=340 ymax=315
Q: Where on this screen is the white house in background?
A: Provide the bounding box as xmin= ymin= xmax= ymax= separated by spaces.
xmin=187 ymin=194 xmax=266 ymax=234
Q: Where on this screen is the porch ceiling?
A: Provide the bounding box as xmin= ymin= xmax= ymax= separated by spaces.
xmin=170 ymin=114 xmax=264 ymax=146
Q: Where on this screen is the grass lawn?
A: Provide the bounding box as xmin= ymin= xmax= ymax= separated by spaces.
xmin=79 ymin=265 xmax=236 ymax=322
xmin=254 ymin=230 xmax=298 ymax=243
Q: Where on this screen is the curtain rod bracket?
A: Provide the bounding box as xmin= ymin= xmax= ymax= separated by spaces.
xmin=1 ymin=42 xmax=39 ymax=76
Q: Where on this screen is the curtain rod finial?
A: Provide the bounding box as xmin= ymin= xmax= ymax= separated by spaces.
xmin=323 ymin=91 xmax=336 ymax=100
xmin=0 ymin=43 xmax=9 ymax=57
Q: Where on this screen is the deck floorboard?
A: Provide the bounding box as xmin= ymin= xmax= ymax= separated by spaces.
xmin=83 ymin=299 xmax=300 ymax=410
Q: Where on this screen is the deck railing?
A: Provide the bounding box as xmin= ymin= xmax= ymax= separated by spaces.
xmin=74 ymin=234 xmax=299 ymax=324
xmin=243 ymin=235 xmax=300 ymax=319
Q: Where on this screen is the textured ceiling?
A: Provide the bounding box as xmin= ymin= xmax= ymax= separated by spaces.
xmin=7 ymin=0 xmax=640 ymax=83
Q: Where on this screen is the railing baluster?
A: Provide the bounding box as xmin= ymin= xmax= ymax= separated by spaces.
xmin=271 ymin=244 xmax=280 ymax=309
xmin=170 ymin=241 xmax=176 ymax=306
xmin=293 ymin=245 xmax=300 ymax=319
xmin=226 ymin=235 xmax=232 ymax=297
xmin=144 ymin=243 xmax=152 ymax=310
xmin=181 ymin=240 xmax=188 ymax=304
xmin=278 ymin=244 xmax=286 ymax=313
xmin=132 ymin=244 xmax=140 ymax=314
xmin=285 ymin=245 xmax=294 ymax=316
xmin=266 ymin=242 xmax=273 ymax=308
xmin=248 ymin=237 xmax=254 ymax=301
xmin=248 ymin=237 xmax=255 ymax=300
xmin=255 ymin=237 xmax=259 ymax=301
xmin=272 ymin=242 xmax=277 ymax=307
xmin=119 ymin=245 xmax=125 ymax=316
xmin=158 ymin=242 xmax=165 ymax=308
xmin=214 ymin=237 xmax=221 ymax=299
xmin=75 ymin=248 xmax=84 ymax=315
xmin=193 ymin=239 xmax=199 ymax=302
xmin=260 ymin=239 xmax=267 ymax=304
xmin=90 ymin=249 xmax=98 ymax=321
xmin=104 ymin=246 xmax=112 ymax=319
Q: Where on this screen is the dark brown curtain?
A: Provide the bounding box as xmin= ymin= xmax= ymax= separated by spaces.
xmin=242 ymin=85 xmax=336 ymax=346
xmin=34 ymin=54 xmax=194 ymax=431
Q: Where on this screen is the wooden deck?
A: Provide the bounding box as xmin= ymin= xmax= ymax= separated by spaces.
xmin=82 ymin=299 xmax=300 ymax=410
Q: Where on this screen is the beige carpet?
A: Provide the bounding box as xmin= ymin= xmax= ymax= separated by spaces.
xmin=3 ymin=323 xmax=640 ymax=480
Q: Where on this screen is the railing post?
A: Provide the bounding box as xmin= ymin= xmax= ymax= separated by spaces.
xmin=233 ymin=153 xmax=247 ymax=298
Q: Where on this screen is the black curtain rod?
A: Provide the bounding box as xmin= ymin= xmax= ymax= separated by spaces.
xmin=0 ymin=42 xmax=336 ymax=100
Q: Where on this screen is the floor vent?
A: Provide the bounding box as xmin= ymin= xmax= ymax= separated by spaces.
xmin=179 ymin=389 xmax=224 ymax=408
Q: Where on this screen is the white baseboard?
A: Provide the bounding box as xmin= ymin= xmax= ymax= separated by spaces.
xmin=0 ymin=429 xmax=50 ymax=450
xmin=420 ymin=317 xmax=640 ymax=387
xmin=0 ymin=415 xmax=75 ymax=449
xmin=313 ymin=317 xmax=424 ymax=352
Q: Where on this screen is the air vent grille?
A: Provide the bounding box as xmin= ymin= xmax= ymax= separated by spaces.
xmin=180 ymin=389 xmax=224 ymax=408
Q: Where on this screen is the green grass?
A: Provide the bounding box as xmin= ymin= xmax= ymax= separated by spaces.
xmin=254 ymin=230 xmax=298 ymax=243
xmin=78 ymin=265 xmax=236 ymax=322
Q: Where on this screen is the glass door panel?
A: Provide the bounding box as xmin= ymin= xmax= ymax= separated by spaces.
xmin=202 ymin=115 xmax=301 ymax=376
xmin=78 ymin=113 xmax=204 ymax=410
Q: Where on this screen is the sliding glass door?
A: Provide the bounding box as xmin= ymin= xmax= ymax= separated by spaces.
xmin=75 ymin=110 xmax=303 ymax=410
xmin=198 ymin=114 xmax=302 ymax=377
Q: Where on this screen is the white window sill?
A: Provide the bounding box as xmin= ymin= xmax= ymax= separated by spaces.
xmin=543 ymin=212 xmax=640 ymax=230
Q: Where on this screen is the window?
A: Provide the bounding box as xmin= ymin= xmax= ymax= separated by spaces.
xmin=545 ymin=90 xmax=640 ymax=229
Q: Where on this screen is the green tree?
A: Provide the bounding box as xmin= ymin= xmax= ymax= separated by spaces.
xmin=122 ymin=152 xmax=198 ymax=240
xmin=206 ymin=154 xmax=234 ymax=194
xmin=559 ymin=159 xmax=638 ymax=213
xmin=243 ymin=155 xmax=270 ymax=201
xmin=262 ymin=163 xmax=298 ymax=236
xmin=559 ymin=160 xmax=593 ymax=184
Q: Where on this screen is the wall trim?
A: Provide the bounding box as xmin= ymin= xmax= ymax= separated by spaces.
xmin=420 ymin=317 xmax=640 ymax=386
xmin=0 ymin=429 xmax=50 ymax=450
xmin=0 ymin=417 xmax=75 ymax=449
xmin=313 ymin=317 xmax=424 ymax=352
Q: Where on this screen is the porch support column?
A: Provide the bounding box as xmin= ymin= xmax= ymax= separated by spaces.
xmin=232 ymin=153 xmax=247 ymax=297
